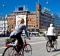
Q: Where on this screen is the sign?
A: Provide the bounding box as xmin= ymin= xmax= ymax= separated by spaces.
xmin=44 ymin=7 xmax=50 ymax=14
xmin=16 ymin=15 xmax=26 ymax=25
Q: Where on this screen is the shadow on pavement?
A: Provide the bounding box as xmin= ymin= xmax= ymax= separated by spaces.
xmin=52 ymin=49 xmax=60 ymax=52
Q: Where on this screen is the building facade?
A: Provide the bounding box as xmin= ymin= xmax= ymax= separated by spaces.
xmin=6 ymin=14 xmax=16 ymax=32
xmin=6 ymin=3 xmax=41 ymax=33
xmin=41 ymin=12 xmax=53 ymax=30
xmin=53 ymin=14 xmax=60 ymax=27
xmin=6 ymin=3 xmax=53 ymax=33
xmin=0 ymin=17 xmax=7 ymax=35
xmin=53 ymin=14 xmax=60 ymax=33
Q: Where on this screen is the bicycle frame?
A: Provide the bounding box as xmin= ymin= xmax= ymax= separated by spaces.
xmin=5 ymin=37 xmax=27 ymax=49
xmin=3 ymin=37 xmax=32 ymax=56
xmin=46 ymin=40 xmax=57 ymax=52
xmin=23 ymin=39 xmax=26 ymax=48
xmin=5 ymin=39 xmax=18 ymax=48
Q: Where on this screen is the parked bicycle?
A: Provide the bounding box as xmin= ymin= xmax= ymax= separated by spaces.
xmin=46 ymin=39 xmax=57 ymax=52
xmin=2 ymin=36 xmax=32 ymax=56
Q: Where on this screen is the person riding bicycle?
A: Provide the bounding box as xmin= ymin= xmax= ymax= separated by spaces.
xmin=46 ymin=23 xmax=58 ymax=47
xmin=10 ymin=18 xmax=30 ymax=52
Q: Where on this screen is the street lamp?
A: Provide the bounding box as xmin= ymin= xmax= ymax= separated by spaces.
xmin=3 ymin=4 xmax=6 ymax=7
xmin=46 ymin=0 xmax=49 ymax=4
xmin=46 ymin=1 xmax=49 ymax=4
xmin=4 ymin=17 xmax=5 ymax=36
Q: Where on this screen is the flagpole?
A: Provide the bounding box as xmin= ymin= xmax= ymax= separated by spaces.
xmin=38 ymin=0 xmax=39 ymax=3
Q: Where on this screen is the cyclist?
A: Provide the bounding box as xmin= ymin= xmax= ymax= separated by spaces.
xmin=10 ymin=18 xmax=30 ymax=53
xmin=46 ymin=23 xmax=58 ymax=47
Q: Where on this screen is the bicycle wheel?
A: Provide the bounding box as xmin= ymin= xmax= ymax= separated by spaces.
xmin=2 ymin=46 xmax=18 ymax=56
xmin=46 ymin=41 xmax=51 ymax=52
xmin=23 ymin=44 xmax=32 ymax=56
xmin=53 ymin=40 xmax=57 ymax=50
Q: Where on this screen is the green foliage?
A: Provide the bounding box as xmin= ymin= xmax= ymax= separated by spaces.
xmin=39 ymin=33 xmax=44 ymax=37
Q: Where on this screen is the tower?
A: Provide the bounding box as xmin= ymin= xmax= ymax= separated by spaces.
xmin=36 ymin=2 xmax=41 ymax=30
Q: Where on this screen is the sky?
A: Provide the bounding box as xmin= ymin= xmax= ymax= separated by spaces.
xmin=0 ymin=0 xmax=60 ymax=17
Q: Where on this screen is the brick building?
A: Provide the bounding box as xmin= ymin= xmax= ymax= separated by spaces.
xmin=6 ymin=15 xmax=16 ymax=32
xmin=6 ymin=3 xmax=41 ymax=33
xmin=6 ymin=3 xmax=53 ymax=34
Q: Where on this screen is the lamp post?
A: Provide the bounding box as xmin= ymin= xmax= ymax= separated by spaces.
xmin=4 ymin=17 xmax=5 ymax=36
xmin=46 ymin=0 xmax=49 ymax=4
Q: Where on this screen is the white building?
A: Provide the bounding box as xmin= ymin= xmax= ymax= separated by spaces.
xmin=0 ymin=17 xmax=7 ymax=34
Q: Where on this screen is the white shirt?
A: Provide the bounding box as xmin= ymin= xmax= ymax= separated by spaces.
xmin=47 ymin=26 xmax=57 ymax=36
xmin=10 ymin=24 xmax=28 ymax=37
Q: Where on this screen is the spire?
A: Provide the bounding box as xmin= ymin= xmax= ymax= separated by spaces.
xmin=36 ymin=2 xmax=41 ymax=11
xmin=38 ymin=0 xmax=39 ymax=4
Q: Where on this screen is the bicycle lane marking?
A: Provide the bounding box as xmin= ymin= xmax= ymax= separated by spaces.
xmin=29 ymin=41 xmax=47 ymax=45
xmin=29 ymin=39 xmax=60 ymax=45
xmin=0 ymin=39 xmax=60 ymax=55
xmin=0 ymin=39 xmax=60 ymax=49
xmin=0 ymin=41 xmax=46 ymax=56
xmin=0 ymin=41 xmax=47 ymax=50
xmin=0 ymin=39 xmax=59 ymax=56
xmin=0 ymin=47 xmax=6 ymax=49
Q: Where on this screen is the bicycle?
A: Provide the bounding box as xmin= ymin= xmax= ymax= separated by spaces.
xmin=46 ymin=39 xmax=57 ymax=52
xmin=2 ymin=36 xmax=32 ymax=56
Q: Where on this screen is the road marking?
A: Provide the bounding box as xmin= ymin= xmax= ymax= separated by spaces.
xmin=0 ymin=39 xmax=60 ymax=56
xmin=0 ymin=47 xmax=6 ymax=49
xmin=29 ymin=41 xmax=46 ymax=44
xmin=29 ymin=39 xmax=60 ymax=45
xmin=0 ymin=41 xmax=46 ymax=50
xmin=0 ymin=39 xmax=60 ymax=50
